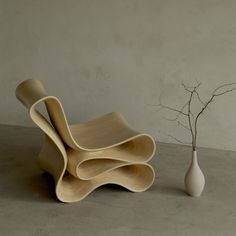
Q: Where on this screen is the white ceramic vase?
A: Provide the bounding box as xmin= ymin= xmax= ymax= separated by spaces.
xmin=185 ymin=150 xmax=205 ymax=197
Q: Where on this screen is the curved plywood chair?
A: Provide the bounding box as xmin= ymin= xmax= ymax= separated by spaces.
xmin=15 ymin=79 xmax=156 ymax=203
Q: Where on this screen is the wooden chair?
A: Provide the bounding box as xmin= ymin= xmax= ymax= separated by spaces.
xmin=15 ymin=79 xmax=156 ymax=202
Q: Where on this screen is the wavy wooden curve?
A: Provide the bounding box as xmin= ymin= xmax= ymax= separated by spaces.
xmin=15 ymin=79 xmax=156 ymax=203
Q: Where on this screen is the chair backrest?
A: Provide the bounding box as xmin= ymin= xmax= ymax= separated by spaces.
xmin=15 ymin=79 xmax=78 ymax=150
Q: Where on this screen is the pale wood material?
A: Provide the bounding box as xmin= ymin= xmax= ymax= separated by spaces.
xmin=15 ymin=79 xmax=156 ymax=202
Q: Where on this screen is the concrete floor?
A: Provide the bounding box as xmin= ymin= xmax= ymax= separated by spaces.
xmin=0 ymin=125 xmax=236 ymax=236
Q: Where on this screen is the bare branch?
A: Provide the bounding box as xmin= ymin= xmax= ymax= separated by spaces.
xmin=149 ymin=103 xmax=188 ymax=116
xmin=182 ymin=82 xmax=209 ymax=150
xmin=150 ymin=81 xmax=236 ymax=151
xmin=195 ymin=83 xmax=236 ymax=124
xmin=213 ymin=83 xmax=236 ymax=95
xmin=183 ymin=82 xmax=206 ymax=106
xmin=194 ymin=90 xmax=206 ymax=105
xmin=194 ymin=82 xmax=236 ymax=150
xmin=189 ymin=110 xmax=195 ymax=128
xmin=214 ymin=87 xmax=236 ymax=96
xmin=177 ymin=121 xmax=191 ymax=131
xmin=163 ymin=115 xmax=191 ymax=132
xmin=162 ymin=101 xmax=189 ymax=121
xmin=182 ymin=82 xmax=205 ymax=105
xmin=182 ymin=82 xmax=201 ymax=93
xmin=188 ymin=95 xmax=195 ymax=148
xmin=168 ymin=135 xmax=192 ymax=145
xmin=159 ymin=104 xmax=188 ymax=116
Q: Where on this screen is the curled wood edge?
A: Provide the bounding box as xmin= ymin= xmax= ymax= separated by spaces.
xmin=15 ymin=79 xmax=156 ymax=203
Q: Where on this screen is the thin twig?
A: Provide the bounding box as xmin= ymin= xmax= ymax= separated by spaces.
xmin=182 ymin=82 xmax=199 ymax=150
xmin=168 ymin=135 xmax=192 ymax=145
xmin=177 ymin=121 xmax=191 ymax=131
xmin=213 ymin=83 xmax=236 ymax=95
xmin=194 ymin=83 xmax=236 ymax=150
xmin=214 ymin=87 xmax=236 ymax=96
xmin=161 ymin=101 xmax=189 ymax=121
xmin=149 ymin=81 xmax=236 ymax=151
xmin=194 ymin=90 xmax=206 ymax=105
xmin=151 ymin=103 xmax=189 ymax=116
xmin=182 ymin=82 xmax=201 ymax=93
xmin=187 ymin=90 xmax=195 ymax=149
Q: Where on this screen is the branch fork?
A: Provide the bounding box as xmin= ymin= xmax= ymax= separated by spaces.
xmin=153 ymin=82 xmax=236 ymax=151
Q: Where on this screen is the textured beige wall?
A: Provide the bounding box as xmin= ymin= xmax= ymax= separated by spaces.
xmin=1 ymin=0 xmax=236 ymax=151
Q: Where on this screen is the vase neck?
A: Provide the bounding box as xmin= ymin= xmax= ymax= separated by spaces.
xmin=192 ymin=151 xmax=198 ymax=163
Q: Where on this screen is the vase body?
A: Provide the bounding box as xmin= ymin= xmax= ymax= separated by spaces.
xmin=185 ymin=151 xmax=205 ymax=197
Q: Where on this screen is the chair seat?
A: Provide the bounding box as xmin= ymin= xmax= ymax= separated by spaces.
xmin=69 ymin=112 xmax=140 ymax=150
xmin=15 ymin=79 xmax=156 ymax=203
